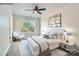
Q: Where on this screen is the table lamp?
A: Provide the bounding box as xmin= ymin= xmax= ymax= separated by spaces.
xmin=64 ymin=32 xmax=72 ymax=43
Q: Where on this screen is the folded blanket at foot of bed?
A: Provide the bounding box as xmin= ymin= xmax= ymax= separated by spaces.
xmin=27 ymin=37 xmax=40 ymax=56
xmin=20 ymin=40 xmax=33 ymax=56
xmin=32 ymin=36 xmax=49 ymax=52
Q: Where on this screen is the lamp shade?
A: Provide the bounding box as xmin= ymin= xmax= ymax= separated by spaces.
xmin=64 ymin=32 xmax=72 ymax=36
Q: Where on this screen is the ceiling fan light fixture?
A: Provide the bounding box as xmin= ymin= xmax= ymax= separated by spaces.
xmin=34 ymin=11 xmax=37 ymax=14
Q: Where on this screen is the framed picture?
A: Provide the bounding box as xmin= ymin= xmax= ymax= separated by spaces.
xmin=48 ymin=13 xmax=61 ymax=28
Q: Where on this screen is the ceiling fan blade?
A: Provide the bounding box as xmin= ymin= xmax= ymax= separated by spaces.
xmin=37 ymin=11 xmax=42 ymax=14
xmin=38 ymin=8 xmax=46 ymax=11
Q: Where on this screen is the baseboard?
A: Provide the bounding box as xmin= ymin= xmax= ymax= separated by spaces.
xmin=3 ymin=44 xmax=10 ymax=56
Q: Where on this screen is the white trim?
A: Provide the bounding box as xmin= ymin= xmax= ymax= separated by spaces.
xmin=3 ymin=44 xmax=10 ymax=56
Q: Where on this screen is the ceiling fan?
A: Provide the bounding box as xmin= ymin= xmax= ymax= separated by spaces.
xmin=25 ymin=5 xmax=46 ymax=14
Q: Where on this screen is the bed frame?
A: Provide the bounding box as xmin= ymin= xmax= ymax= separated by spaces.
xmin=38 ymin=48 xmax=50 ymax=56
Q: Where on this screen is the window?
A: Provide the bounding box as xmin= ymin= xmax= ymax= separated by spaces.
xmin=13 ymin=15 xmax=40 ymax=33
xmin=20 ymin=17 xmax=36 ymax=32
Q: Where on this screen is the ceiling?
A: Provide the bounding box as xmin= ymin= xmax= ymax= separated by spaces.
xmin=0 ymin=3 xmax=70 ymax=17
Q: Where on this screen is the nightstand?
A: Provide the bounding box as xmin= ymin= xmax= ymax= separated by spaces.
xmin=60 ymin=41 xmax=77 ymax=54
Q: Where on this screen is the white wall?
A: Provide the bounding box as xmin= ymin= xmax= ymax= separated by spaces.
xmin=41 ymin=4 xmax=79 ymax=47
xmin=0 ymin=5 xmax=10 ymax=56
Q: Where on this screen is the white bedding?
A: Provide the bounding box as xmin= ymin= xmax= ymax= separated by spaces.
xmin=46 ymin=39 xmax=60 ymax=50
xmin=27 ymin=37 xmax=40 ymax=56
xmin=35 ymin=36 xmax=61 ymax=50
xmin=20 ymin=40 xmax=32 ymax=56
xmin=32 ymin=36 xmax=49 ymax=52
xmin=23 ymin=36 xmax=49 ymax=56
xmin=20 ymin=36 xmax=62 ymax=56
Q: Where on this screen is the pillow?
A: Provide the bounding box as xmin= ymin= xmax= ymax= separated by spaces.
xmin=49 ymin=33 xmax=64 ymax=40
xmin=43 ymin=32 xmax=64 ymax=40
xmin=43 ymin=34 xmax=49 ymax=39
xmin=57 ymin=33 xmax=64 ymax=40
xmin=52 ymin=33 xmax=58 ymax=39
xmin=48 ymin=34 xmax=56 ymax=39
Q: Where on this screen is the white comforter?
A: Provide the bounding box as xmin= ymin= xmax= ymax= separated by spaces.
xmin=27 ymin=37 xmax=40 ymax=56
xmin=34 ymin=36 xmax=60 ymax=51
xmin=32 ymin=36 xmax=49 ymax=52
xmin=20 ymin=36 xmax=62 ymax=56
xmin=46 ymin=39 xmax=60 ymax=50
xmin=26 ymin=36 xmax=49 ymax=56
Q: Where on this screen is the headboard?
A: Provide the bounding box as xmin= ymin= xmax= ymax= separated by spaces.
xmin=47 ymin=28 xmax=64 ymax=34
xmin=43 ymin=28 xmax=64 ymax=40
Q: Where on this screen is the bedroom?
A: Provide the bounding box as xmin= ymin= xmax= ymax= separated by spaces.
xmin=0 ymin=3 xmax=79 ymax=56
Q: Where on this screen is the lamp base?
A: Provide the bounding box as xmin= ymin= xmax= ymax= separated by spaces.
xmin=66 ymin=40 xmax=69 ymax=43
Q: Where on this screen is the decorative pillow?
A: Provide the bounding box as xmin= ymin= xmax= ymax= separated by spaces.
xmin=48 ymin=33 xmax=64 ymax=40
xmin=43 ymin=34 xmax=49 ymax=39
xmin=57 ymin=33 xmax=64 ymax=40
xmin=52 ymin=33 xmax=58 ymax=39
xmin=49 ymin=34 xmax=53 ymax=39
xmin=43 ymin=32 xmax=64 ymax=40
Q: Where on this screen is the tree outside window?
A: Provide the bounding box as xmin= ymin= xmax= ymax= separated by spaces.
xmin=20 ymin=18 xmax=36 ymax=32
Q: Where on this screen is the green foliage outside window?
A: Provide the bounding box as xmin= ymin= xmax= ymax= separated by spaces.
xmin=21 ymin=19 xmax=35 ymax=32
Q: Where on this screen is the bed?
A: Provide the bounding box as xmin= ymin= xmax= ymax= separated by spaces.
xmin=19 ymin=28 xmax=64 ymax=56
xmin=20 ymin=36 xmax=61 ymax=56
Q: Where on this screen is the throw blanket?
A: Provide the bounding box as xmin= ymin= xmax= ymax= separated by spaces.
xmin=27 ymin=37 xmax=40 ymax=56
xmin=27 ymin=36 xmax=49 ymax=55
xmin=32 ymin=36 xmax=49 ymax=52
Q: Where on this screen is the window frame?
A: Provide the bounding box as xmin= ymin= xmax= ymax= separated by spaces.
xmin=19 ymin=16 xmax=37 ymax=33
